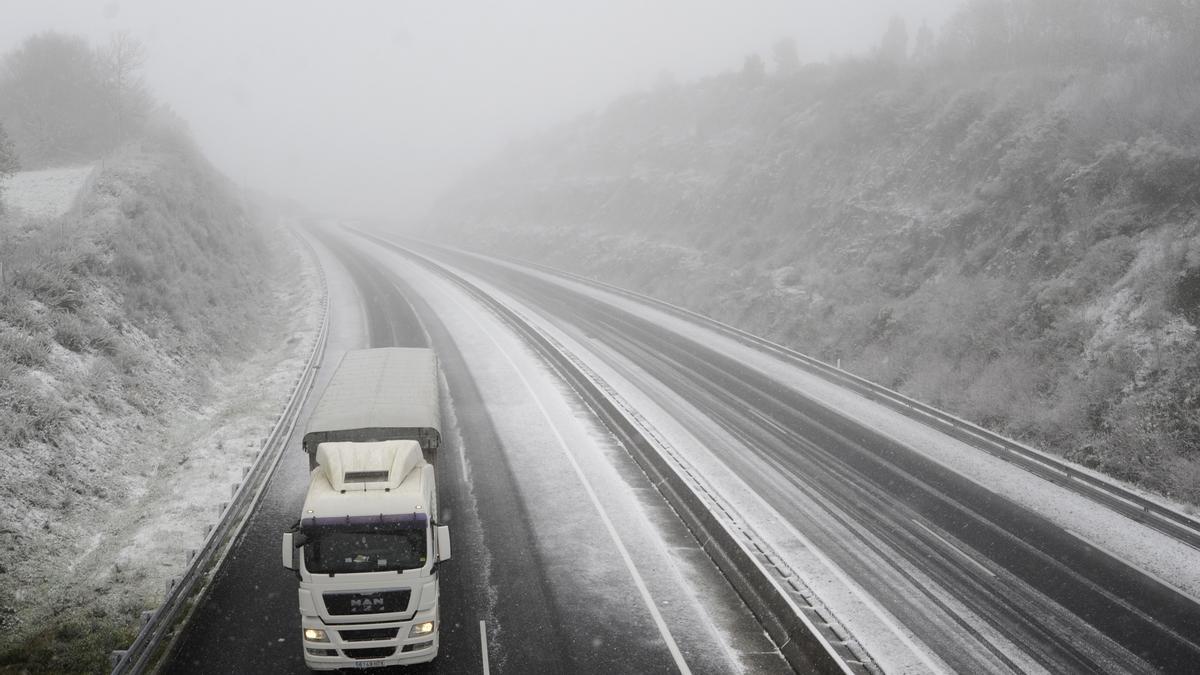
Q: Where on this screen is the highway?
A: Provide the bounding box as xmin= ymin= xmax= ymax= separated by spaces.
xmin=161 ymin=226 xmax=1200 ymax=674
xmin=163 ymin=229 xmax=782 ymax=674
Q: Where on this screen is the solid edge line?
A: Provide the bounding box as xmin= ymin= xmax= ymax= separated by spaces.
xmin=480 ymin=620 xmax=490 ymax=675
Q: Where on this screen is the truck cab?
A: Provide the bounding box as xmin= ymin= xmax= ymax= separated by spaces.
xmin=283 ymin=440 xmax=450 ymax=670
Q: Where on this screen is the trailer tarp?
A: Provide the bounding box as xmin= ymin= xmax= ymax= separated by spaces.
xmin=302 ymin=348 xmax=441 ymax=457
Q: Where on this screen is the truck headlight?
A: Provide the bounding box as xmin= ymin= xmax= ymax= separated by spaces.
xmin=409 ymin=621 xmax=434 ymax=637
xmin=303 ymin=628 xmax=330 ymax=642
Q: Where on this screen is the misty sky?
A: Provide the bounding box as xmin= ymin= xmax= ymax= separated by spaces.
xmin=2 ymin=1 xmax=960 ymax=220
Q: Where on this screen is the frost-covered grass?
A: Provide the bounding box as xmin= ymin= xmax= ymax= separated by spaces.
xmin=1 ymin=165 xmax=94 ymax=219
xmin=0 ymin=136 xmax=322 ymax=670
xmin=0 ymin=620 xmax=137 ymax=674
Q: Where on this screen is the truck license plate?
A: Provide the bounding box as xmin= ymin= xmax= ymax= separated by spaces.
xmin=355 ymin=659 xmax=387 ymax=669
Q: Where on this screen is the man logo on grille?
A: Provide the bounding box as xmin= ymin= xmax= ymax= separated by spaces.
xmin=350 ymin=596 xmax=385 ymax=612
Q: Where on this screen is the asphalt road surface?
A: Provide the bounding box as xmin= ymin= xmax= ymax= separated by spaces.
xmin=163 ymin=229 xmax=780 ymax=674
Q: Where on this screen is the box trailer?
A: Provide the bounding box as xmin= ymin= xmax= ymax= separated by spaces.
xmin=283 ymin=348 xmax=449 ymax=670
xmin=301 ymin=347 xmax=441 ymax=468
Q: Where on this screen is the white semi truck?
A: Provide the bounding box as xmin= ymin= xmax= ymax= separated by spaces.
xmin=282 ymin=348 xmax=450 ymax=671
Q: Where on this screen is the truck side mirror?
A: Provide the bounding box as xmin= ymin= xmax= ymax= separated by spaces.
xmin=436 ymin=526 xmax=451 ymax=562
xmin=282 ymin=532 xmax=296 ymax=570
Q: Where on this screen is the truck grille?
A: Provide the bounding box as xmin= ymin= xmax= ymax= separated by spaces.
xmin=323 ymin=590 xmax=411 ymax=615
xmin=344 ymin=647 xmax=396 ymax=659
xmin=339 ymin=627 xmax=400 ymax=642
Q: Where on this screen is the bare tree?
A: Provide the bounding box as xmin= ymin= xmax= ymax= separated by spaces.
xmin=0 ymin=123 xmax=17 ymax=176
xmin=878 ymin=15 xmax=909 ymax=65
xmin=772 ymin=37 xmax=801 ymax=75
xmin=939 ymin=0 xmax=1015 ymax=68
xmin=0 ymin=32 xmax=104 ymax=165
xmin=99 ymin=31 xmax=150 ymax=145
xmin=740 ymin=53 xmax=766 ymax=85
xmin=0 ymin=122 xmax=18 ymax=215
xmin=912 ymin=22 xmax=936 ymax=64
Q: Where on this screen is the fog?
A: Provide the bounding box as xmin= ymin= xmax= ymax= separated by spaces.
xmin=2 ymin=0 xmax=959 ymax=219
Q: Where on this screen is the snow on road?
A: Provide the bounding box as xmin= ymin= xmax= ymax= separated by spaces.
xmin=2 ymin=165 xmax=95 ymax=218
xmin=432 ymin=249 xmax=1200 ymax=673
xmin=436 ymin=259 xmax=949 ymax=674
xmin=353 ymin=239 xmax=752 ymax=673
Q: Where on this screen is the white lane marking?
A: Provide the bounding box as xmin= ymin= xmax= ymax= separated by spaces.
xmin=1062 ymin=528 xmax=1200 ymax=606
xmin=480 ymin=620 xmax=490 ymax=675
xmin=911 ymin=519 xmax=996 ymax=578
xmin=459 ymin=423 xmax=470 ymax=485
xmin=447 ymin=290 xmax=692 ymax=674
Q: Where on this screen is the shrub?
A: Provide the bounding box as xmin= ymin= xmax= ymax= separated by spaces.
xmin=0 ymin=374 xmax=43 ymax=446
xmin=48 ymin=310 xmax=114 ymax=354
xmin=1127 ymin=135 xmax=1200 ymax=207
xmin=50 ymin=311 xmax=90 ymax=352
xmin=108 ymin=342 xmax=145 ymax=376
xmin=11 ymin=264 xmax=83 ymax=313
xmin=0 ymin=616 xmax=137 ymax=674
xmin=31 ymin=394 xmax=68 ymax=442
xmin=0 ymin=289 xmax=48 ymax=333
xmin=1167 ymin=457 xmax=1200 ymax=505
xmin=1074 ymin=142 xmax=1132 ymax=200
xmin=0 ymin=405 xmax=37 ymax=448
xmin=82 ymin=358 xmax=121 ymax=411
xmin=1170 ymin=266 xmax=1200 ymax=326
xmin=0 ymin=330 xmax=51 ymax=367
xmin=931 ymin=88 xmax=992 ymax=150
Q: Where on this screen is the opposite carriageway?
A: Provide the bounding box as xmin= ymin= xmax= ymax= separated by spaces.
xmin=373 ymin=233 xmax=1200 ymax=674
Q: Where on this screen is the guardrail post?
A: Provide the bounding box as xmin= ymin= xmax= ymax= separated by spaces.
xmin=110 ymin=650 xmax=127 ymax=669
xmin=231 ymin=483 xmax=240 ymax=497
xmin=165 ymin=577 xmax=178 ymax=595
xmin=140 ymin=611 xmax=153 ymax=627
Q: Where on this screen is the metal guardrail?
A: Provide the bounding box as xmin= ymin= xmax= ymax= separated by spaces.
xmin=490 ymin=252 xmax=1200 ymax=552
xmin=110 ymin=228 xmax=330 ymax=674
xmin=359 ymin=232 xmax=860 ymax=674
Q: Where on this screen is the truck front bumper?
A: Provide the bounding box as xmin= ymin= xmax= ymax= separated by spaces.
xmin=301 ymin=614 xmax=439 ymax=670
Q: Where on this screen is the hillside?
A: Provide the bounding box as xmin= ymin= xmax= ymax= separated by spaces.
xmin=0 ymin=126 xmax=320 ymax=672
xmin=429 ymin=0 xmax=1200 ymax=504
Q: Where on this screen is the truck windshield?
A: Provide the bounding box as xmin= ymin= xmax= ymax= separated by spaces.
xmin=303 ymin=525 xmax=427 ymax=574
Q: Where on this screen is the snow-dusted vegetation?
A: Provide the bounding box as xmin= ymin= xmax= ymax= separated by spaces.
xmin=0 ymin=133 xmax=318 ymax=673
xmin=432 ymin=0 xmax=1200 ymax=505
xmin=0 ymin=32 xmax=320 ymax=672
